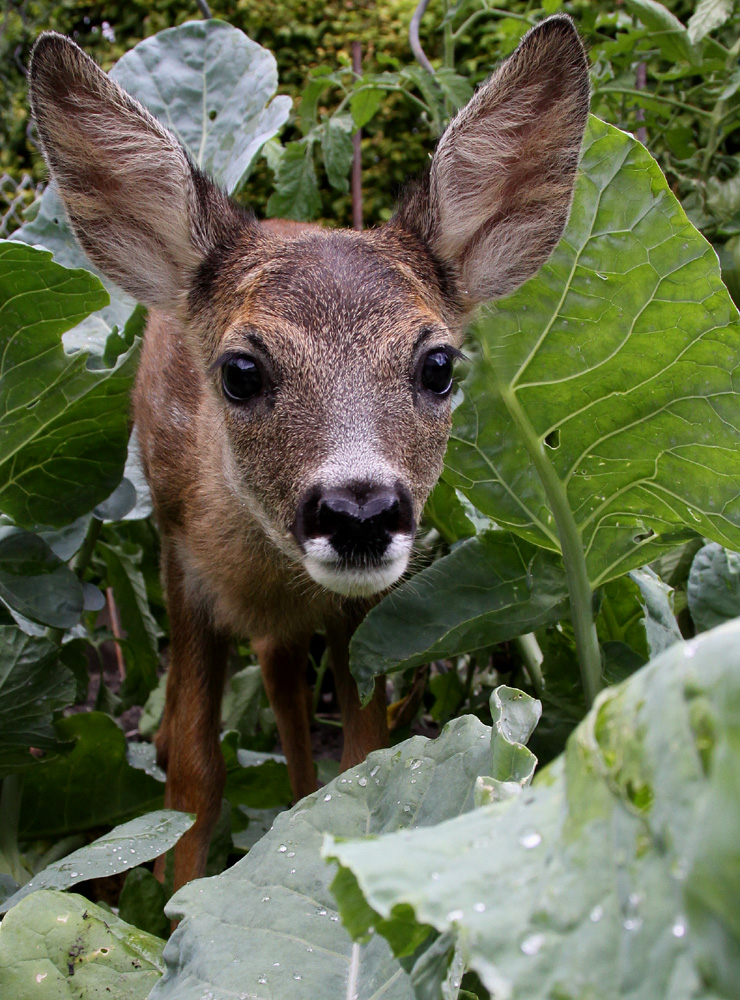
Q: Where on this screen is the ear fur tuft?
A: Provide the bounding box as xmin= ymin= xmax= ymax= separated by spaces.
xmin=29 ymin=32 xmax=246 ymax=311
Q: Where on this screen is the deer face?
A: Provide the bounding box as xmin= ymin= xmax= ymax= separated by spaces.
xmin=189 ymin=226 xmax=463 ymax=596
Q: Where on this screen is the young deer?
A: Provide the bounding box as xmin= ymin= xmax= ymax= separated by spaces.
xmin=29 ymin=15 xmax=589 ymax=890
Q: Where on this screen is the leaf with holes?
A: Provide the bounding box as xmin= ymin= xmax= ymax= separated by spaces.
xmin=0 ymin=891 xmax=164 ymax=998
xmin=328 ymin=621 xmax=740 ymax=1000
xmin=446 ymin=116 xmax=740 ymax=590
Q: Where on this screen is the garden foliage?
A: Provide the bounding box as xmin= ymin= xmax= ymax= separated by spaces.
xmin=1 ymin=4 xmax=740 ymax=999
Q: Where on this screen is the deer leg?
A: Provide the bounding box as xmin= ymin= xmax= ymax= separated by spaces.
xmin=253 ymin=635 xmax=316 ymax=802
xmin=154 ymin=546 xmax=228 ymax=891
xmin=326 ymin=620 xmax=388 ymax=772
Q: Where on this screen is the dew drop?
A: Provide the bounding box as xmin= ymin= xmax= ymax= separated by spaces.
xmin=318 ymin=908 xmax=327 ymax=916
xmin=358 ymin=777 xmax=367 ymax=787
xmin=519 ymin=831 xmax=542 ymax=849
xmin=590 ymin=905 xmax=603 ymax=923
xmin=36 ymin=973 xmax=48 ymax=983
xmin=520 ymin=933 xmax=545 ymax=956
xmin=70 ymin=872 xmax=79 ymax=878
xmin=306 ymin=946 xmax=313 ymax=953
xmin=261 ymin=895 xmax=270 ymax=902
xmin=287 ymin=851 xmax=295 ymax=858
xmin=324 ymin=793 xmax=332 ymax=802
xmin=672 ymin=918 xmax=686 ymax=938
xmin=293 ymin=973 xmax=302 ymax=980
xmin=370 ymin=766 xmax=380 ymax=778
xmin=624 ymin=917 xmax=642 ymax=932
xmin=431 ymin=872 xmax=440 ymax=881
xmin=447 ymin=909 xmax=464 ymax=922
xmin=257 ymin=975 xmax=267 ymax=985
xmin=473 ymin=902 xmax=486 ymax=913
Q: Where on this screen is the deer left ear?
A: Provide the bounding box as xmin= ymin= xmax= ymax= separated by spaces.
xmin=396 ymin=15 xmax=590 ymax=306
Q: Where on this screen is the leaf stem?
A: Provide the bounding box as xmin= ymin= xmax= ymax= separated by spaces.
xmin=513 ymin=634 xmax=544 ymax=701
xmin=499 ymin=385 xmax=602 ymax=707
xmin=0 ymin=775 xmax=28 ymax=886
xmin=594 ymin=86 xmax=712 ymax=118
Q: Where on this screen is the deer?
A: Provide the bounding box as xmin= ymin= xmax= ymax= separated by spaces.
xmin=28 ymin=14 xmax=589 ymax=891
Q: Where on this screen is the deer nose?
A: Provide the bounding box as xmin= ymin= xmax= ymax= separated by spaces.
xmin=294 ymin=482 xmax=415 ymax=562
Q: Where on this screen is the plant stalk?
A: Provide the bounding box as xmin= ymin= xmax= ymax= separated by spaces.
xmin=500 ymin=385 xmax=602 ymax=707
xmin=0 ymin=775 xmax=27 ymax=886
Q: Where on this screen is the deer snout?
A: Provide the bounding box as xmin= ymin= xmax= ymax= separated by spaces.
xmin=293 ymin=482 xmax=415 ymax=597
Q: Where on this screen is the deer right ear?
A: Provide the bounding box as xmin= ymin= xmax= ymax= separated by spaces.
xmin=29 ymin=32 xmax=245 ymax=312
xmin=396 ymin=15 xmax=590 ymax=307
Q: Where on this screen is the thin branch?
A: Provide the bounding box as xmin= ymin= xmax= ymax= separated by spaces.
xmin=410 ymin=0 xmax=435 ymax=75
xmin=195 ymin=0 xmax=212 ymax=19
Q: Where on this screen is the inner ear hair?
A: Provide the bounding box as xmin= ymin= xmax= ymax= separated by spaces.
xmin=396 ymin=15 xmax=590 ymax=306
xmin=29 ymin=32 xmax=245 ymax=311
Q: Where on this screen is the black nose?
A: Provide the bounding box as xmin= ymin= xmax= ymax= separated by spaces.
xmin=294 ymin=481 xmax=415 ymax=563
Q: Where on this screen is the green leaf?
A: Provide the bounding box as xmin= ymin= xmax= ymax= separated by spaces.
xmin=350 ymin=530 xmax=568 ymax=702
xmin=20 ymin=713 xmax=163 ymax=839
xmin=475 ymin=687 xmax=540 ymax=805
xmin=300 ymin=75 xmax=335 ymax=134
xmin=350 ymin=87 xmax=384 ymax=128
xmin=434 ymin=69 xmax=474 ymax=112
xmin=118 ymin=867 xmax=170 ymax=940
xmin=0 ymin=891 xmax=164 ymax=998
xmin=266 ymin=141 xmax=322 ymax=221
xmin=327 ymin=621 xmax=740 ymax=999
xmin=148 ymin=714 xmax=496 ymax=1000
xmin=0 ymin=627 xmax=75 ymax=776
xmin=624 ymin=0 xmax=698 ymax=63
xmin=0 ymin=242 xmax=141 ymax=528
xmin=422 ymin=480 xmax=476 ymax=544
xmin=98 ymin=540 xmax=161 ymax=707
xmin=0 ymin=526 xmax=83 ymax=628
xmin=110 ymin=20 xmax=291 ymax=195
xmin=447 ymin=116 xmax=740 ymax=590
xmin=688 ymin=542 xmax=740 ymax=632
xmin=1 ymin=810 xmax=193 ymax=913
xmin=221 ymin=733 xmax=293 ymax=810
xmin=322 ymin=116 xmax=354 ymax=192
xmin=687 ymin=0 xmax=733 ymax=44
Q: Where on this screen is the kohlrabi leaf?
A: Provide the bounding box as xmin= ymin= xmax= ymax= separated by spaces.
xmin=0 ymin=626 xmax=75 ymax=776
xmin=0 ymin=526 xmax=83 ymax=628
xmin=0 ymin=891 xmax=164 ymax=999
xmin=0 ymin=811 xmax=194 ymax=914
xmin=350 ymin=530 xmax=568 ymax=702
xmin=446 ymin=116 xmax=740 ymax=590
xmin=0 ymin=241 xmax=141 ymax=528
xmin=19 ymin=713 xmax=163 ymax=839
xmin=327 ymin=620 xmax=740 ymax=1000
xmin=688 ymin=542 xmax=740 ymax=631
xmin=148 ymin=714 xmax=497 ymax=1000
xmin=109 ymin=19 xmax=291 ymax=195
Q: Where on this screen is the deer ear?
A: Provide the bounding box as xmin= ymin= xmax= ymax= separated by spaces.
xmin=397 ymin=15 xmax=590 ymax=306
xmin=29 ymin=32 xmax=245 ymax=311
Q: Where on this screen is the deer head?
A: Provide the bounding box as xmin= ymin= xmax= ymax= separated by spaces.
xmin=29 ymin=17 xmax=589 ymax=598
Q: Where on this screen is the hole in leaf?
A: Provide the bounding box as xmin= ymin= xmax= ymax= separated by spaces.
xmin=544 ymin=429 xmax=560 ymax=449
xmin=208 ymin=109 xmax=217 ymax=121
xmin=633 ymin=528 xmax=656 ymax=543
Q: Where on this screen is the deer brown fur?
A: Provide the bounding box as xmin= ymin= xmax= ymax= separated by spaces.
xmin=29 ymin=15 xmax=589 ymax=890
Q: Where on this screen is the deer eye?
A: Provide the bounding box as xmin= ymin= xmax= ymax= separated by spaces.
xmin=419 ymin=349 xmax=453 ymax=396
xmin=221 ymin=355 xmax=263 ymax=402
